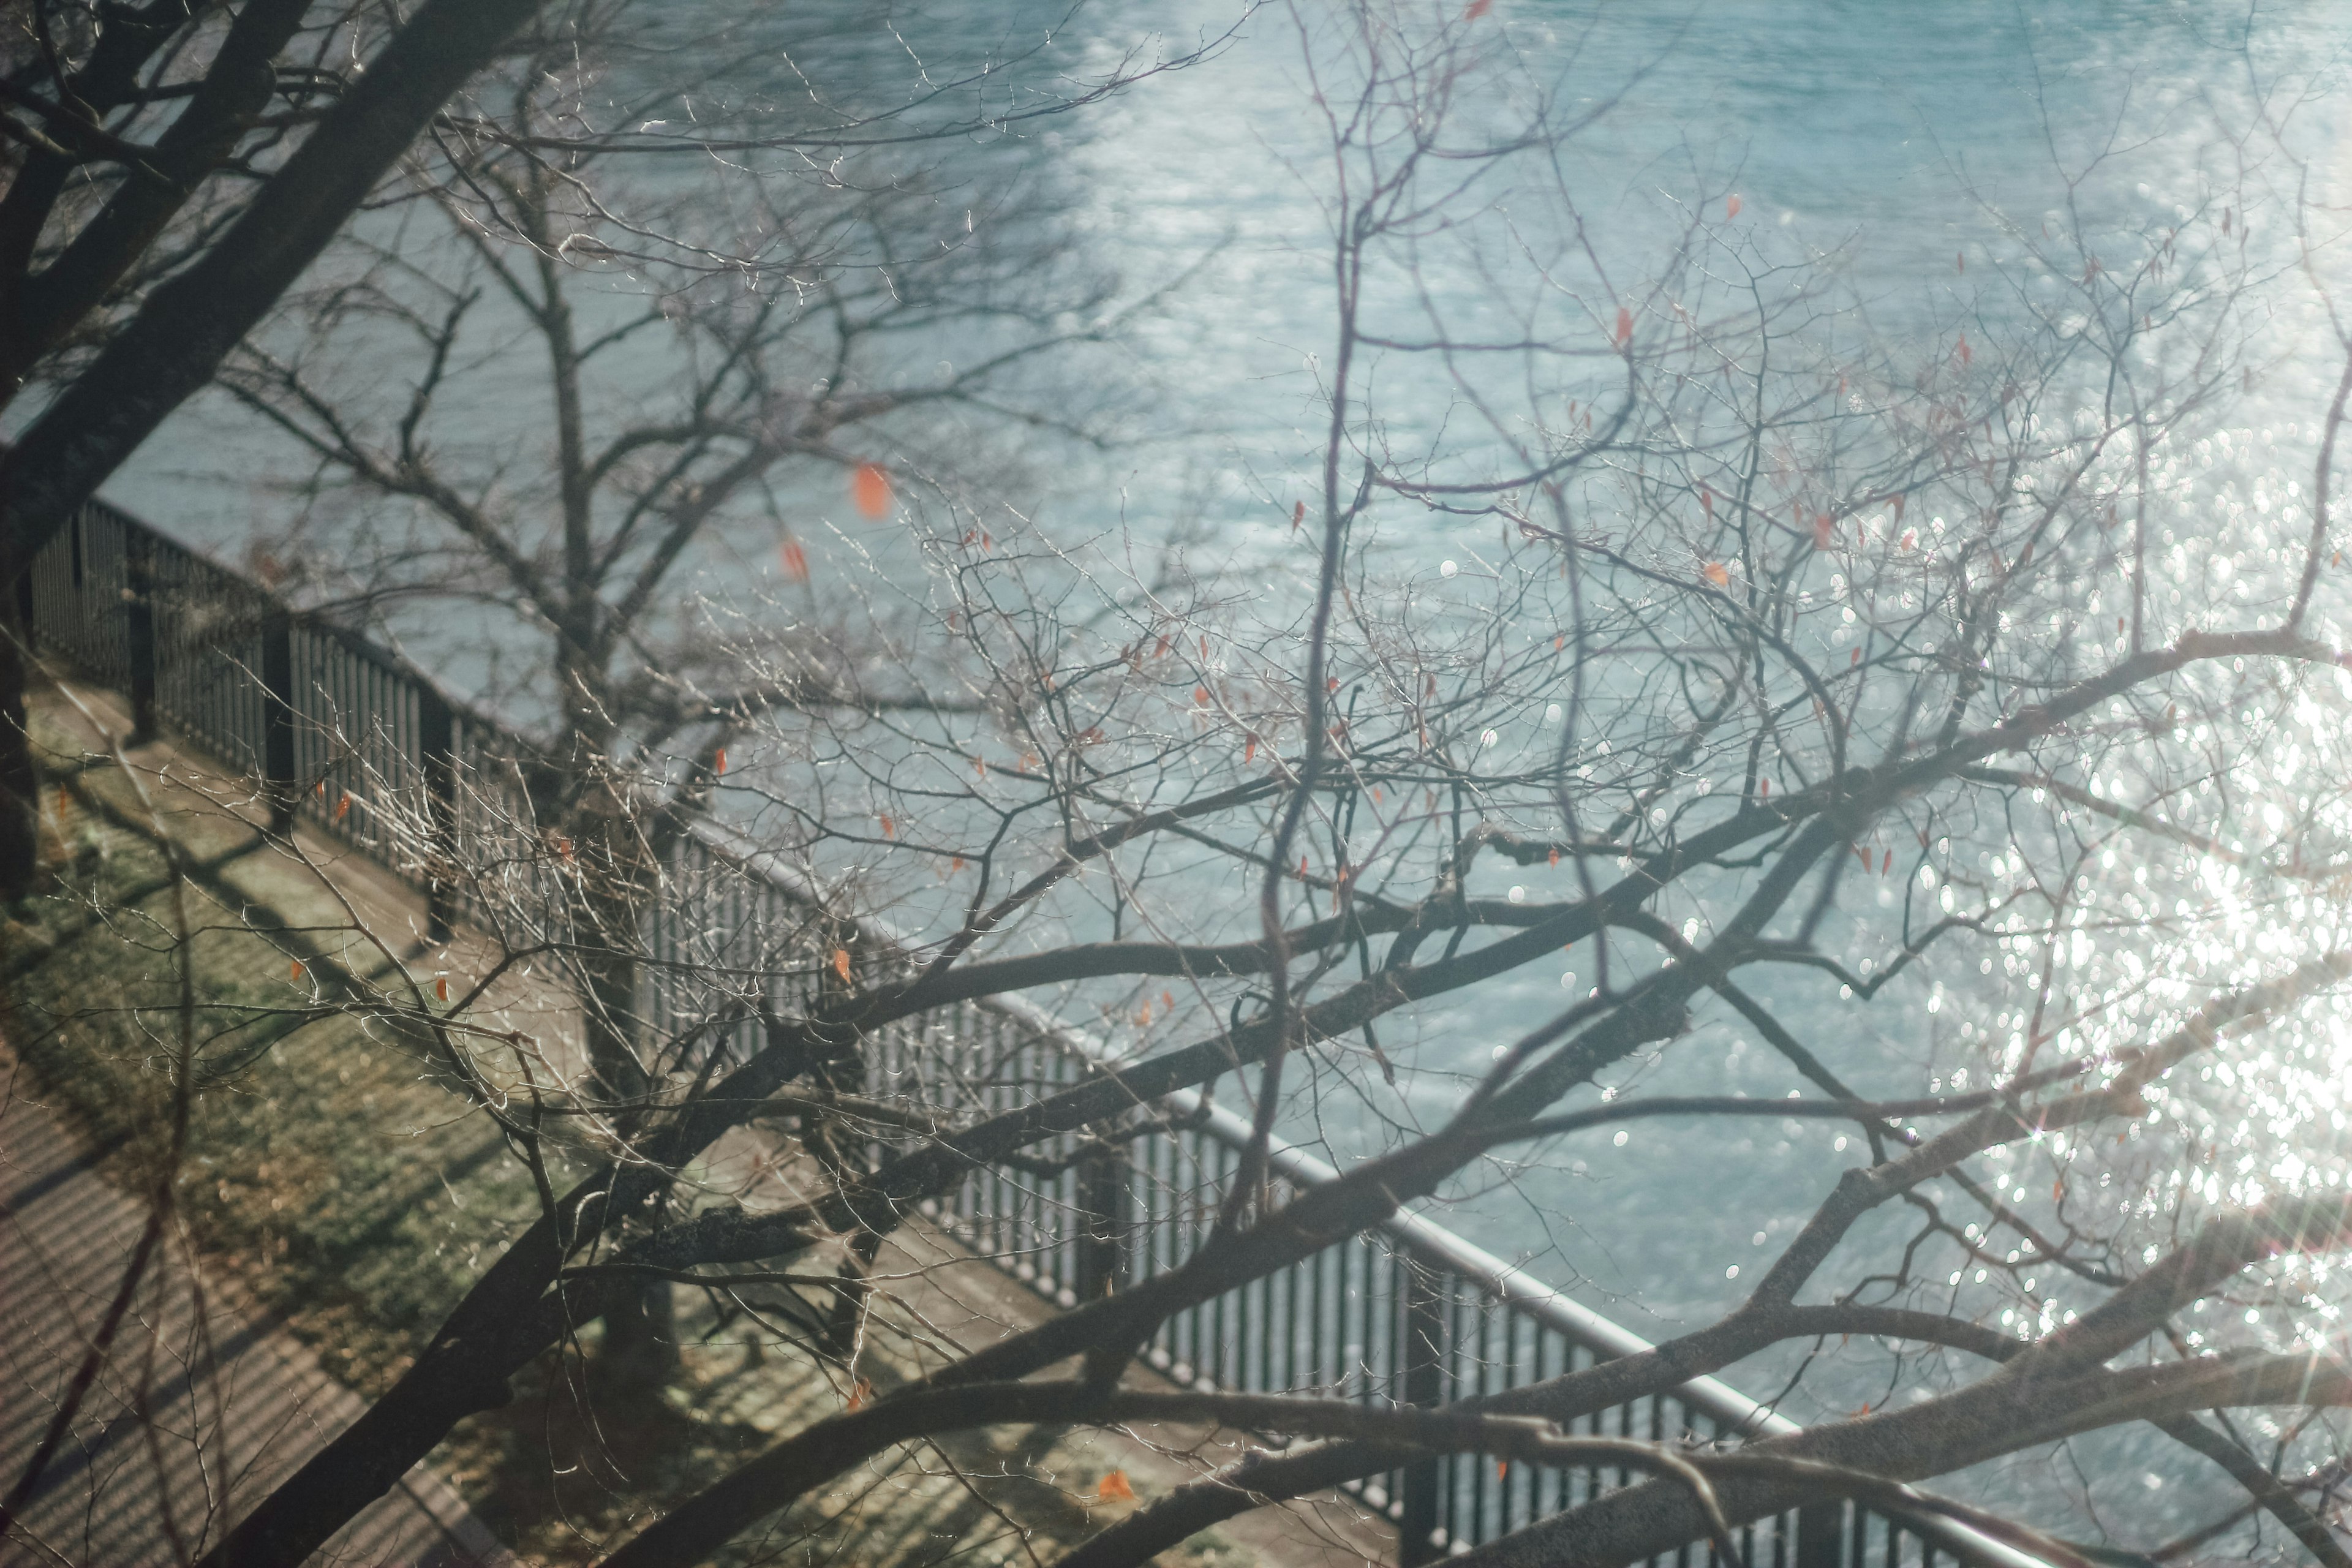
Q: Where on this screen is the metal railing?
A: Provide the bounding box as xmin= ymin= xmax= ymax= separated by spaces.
xmin=673 ymin=823 xmax=2041 ymax=1568
xmin=21 ymin=491 xmax=497 ymax=938
xmin=17 ymin=494 xmax=2041 ymax=1568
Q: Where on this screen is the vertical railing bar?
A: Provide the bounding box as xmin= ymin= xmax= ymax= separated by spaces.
xmin=261 ymin=609 xmax=296 ymax=831
xmin=124 ymin=526 xmax=156 ymax=742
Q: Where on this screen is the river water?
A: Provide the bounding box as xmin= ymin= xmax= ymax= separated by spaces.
xmin=1026 ymin=4 xmax=2352 ymax=1533
xmin=79 ymin=0 xmax=2352 ymax=1542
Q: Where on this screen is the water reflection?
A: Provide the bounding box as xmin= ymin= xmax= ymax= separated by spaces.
xmin=76 ymin=0 xmax=2352 ymax=1537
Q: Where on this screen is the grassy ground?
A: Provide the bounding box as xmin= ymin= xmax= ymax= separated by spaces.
xmin=1 ymin=698 xmax=1253 ymax=1568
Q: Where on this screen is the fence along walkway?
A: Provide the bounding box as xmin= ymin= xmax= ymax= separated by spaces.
xmin=18 ymin=491 xmax=2046 ymax=1568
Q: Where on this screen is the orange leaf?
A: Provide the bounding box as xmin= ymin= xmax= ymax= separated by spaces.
xmin=1097 ymin=1469 xmax=1136 ymax=1502
xmin=1496 ymin=1459 xmax=1509 ymax=1481
xmin=880 ymin=814 xmax=895 ymax=839
xmin=846 ymin=1376 xmax=873 ymax=1411
xmin=291 ymin=960 xmax=305 ymax=981
xmin=851 ymin=462 xmax=894 ymax=519
xmin=1163 ymin=990 xmax=1174 ymax=1010
xmin=1699 ymin=484 xmax=1714 ymax=520
xmin=1701 ymin=561 xmax=1729 ymax=587
xmin=714 ymin=748 xmax=727 ymax=775
xmin=334 ymin=791 xmax=352 ymax=821
xmin=951 ymin=855 xmax=966 ymax=872
xmin=1244 ymin=734 xmax=1258 ymax=763
xmin=1292 ymin=499 xmax=1306 ymax=530
xmin=2054 ymin=1180 xmax=2065 ymax=1202
xmin=435 ymin=975 xmax=450 ymax=1003
xmin=779 ymin=538 xmax=810 ymax=582
xmin=1813 ymin=514 xmax=1834 ymax=550
xmin=831 ymin=948 xmax=853 ymax=985
xmin=1725 ymin=194 xmax=1742 ymax=220
xmin=1759 ymin=777 xmax=1770 ymax=798
xmin=1955 ymin=333 xmax=1971 ymax=368
xmin=1326 ymin=676 xmax=1340 ymax=693
xmin=1548 ymin=847 xmax=1560 ymax=867
xmin=1850 ymin=646 xmax=1861 ymax=666
xmin=1613 ymin=306 xmax=1633 ymax=347
xmin=1194 ymin=686 xmax=1210 ymax=706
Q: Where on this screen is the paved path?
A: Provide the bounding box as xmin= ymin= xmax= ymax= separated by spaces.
xmin=0 ymin=1057 xmax=511 ymax=1568
xmin=4 ymin=673 xmax=1384 ymax=1568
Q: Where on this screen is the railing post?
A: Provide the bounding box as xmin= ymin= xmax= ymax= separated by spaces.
xmin=1072 ymin=1146 xmax=1126 ymax=1302
xmin=1796 ymin=1502 xmax=1844 ymax=1568
xmin=260 ymin=610 xmax=298 ymax=831
xmin=1399 ymin=1262 xmax=1446 ymax=1567
xmin=124 ymin=528 xmax=156 ymax=742
xmin=419 ymin=687 xmax=457 ymax=942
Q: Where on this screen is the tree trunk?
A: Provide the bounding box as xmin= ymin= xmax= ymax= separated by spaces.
xmin=577 ymin=864 xmax=653 ymax=1104
xmin=562 ymin=772 xmax=681 ymax=1385
xmin=0 ymin=0 xmax=549 ymax=902
xmin=594 ymin=1278 xmax=681 ymax=1390
xmin=0 ymin=0 xmax=315 ymax=405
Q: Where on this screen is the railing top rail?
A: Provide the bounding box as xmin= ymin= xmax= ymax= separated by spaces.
xmin=684 ymin=818 xmax=2047 ymax=1568
xmin=66 ymin=487 xmax=518 ymax=742
xmin=1161 ymin=1087 xmax=1770 ymax=1425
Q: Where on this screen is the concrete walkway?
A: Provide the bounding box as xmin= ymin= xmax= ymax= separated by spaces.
xmin=3 ymin=673 xmax=1388 ymax=1568
xmin=0 ymin=1055 xmax=511 ymax=1567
